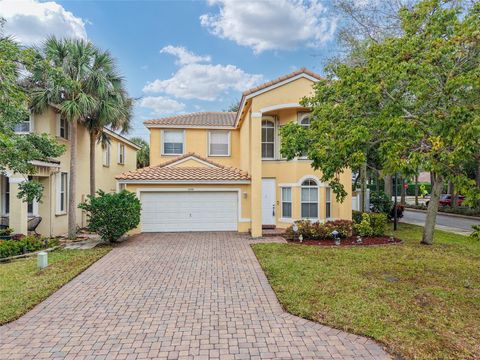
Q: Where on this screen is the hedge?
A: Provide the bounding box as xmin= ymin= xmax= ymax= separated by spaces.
xmin=0 ymin=236 xmax=59 ymax=259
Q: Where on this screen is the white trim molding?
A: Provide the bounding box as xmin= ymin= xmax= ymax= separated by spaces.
xmin=118 ymin=180 xmax=251 ymax=185
xmin=260 ymin=103 xmax=304 ymax=113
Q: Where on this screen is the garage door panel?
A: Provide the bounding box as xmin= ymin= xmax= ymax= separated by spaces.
xmin=140 ymin=191 xmax=238 ymax=232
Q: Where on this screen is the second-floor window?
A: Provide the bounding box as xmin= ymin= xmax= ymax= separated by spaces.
xmin=103 ymin=143 xmax=111 ymax=167
xmin=118 ymin=144 xmax=125 ymax=164
xmin=208 ymin=130 xmax=230 ymax=156
xmin=262 ymin=119 xmax=275 ymax=159
xmin=163 ymin=130 xmax=184 ymax=155
xmin=59 ymin=116 xmax=69 ymax=139
xmin=14 ymin=113 xmax=32 ymax=133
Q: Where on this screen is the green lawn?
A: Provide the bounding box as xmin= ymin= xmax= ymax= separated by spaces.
xmin=0 ymin=246 xmax=111 ymax=325
xmin=252 ymin=223 xmax=480 ymax=360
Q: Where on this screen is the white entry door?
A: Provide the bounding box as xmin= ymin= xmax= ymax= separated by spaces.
xmin=262 ymin=179 xmax=276 ymax=225
xmin=140 ymin=191 xmax=238 ymax=232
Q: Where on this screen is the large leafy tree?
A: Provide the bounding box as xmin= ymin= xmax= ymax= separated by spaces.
xmin=0 ymin=21 xmax=64 ymax=202
xmin=30 ymin=38 xmax=99 ymax=239
xmin=129 ymin=137 xmax=149 ymax=168
xmin=84 ymin=49 xmax=132 ymax=196
xmin=281 ymin=0 xmax=480 ymax=245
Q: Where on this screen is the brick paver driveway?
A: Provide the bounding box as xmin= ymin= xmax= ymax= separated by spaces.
xmin=0 ymin=233 xmax=389 ymax=360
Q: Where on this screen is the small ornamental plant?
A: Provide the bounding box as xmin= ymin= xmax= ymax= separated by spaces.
xmin=79 ymin=190 xmax=141 ymax=243
xmin=353 ymin=213 xmax=373 ymax=237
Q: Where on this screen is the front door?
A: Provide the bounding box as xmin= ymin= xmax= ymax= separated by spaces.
xmin=262 ymin=178 xmax=276 ymax=226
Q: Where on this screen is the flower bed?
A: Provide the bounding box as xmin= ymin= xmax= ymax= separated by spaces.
xmin=285 ymin=213 xmax=389 ymax=243
xmin=0 ymin=236 xmax=59 ymax=259
xmin=287 ymin=236 xmax=402 ymax=246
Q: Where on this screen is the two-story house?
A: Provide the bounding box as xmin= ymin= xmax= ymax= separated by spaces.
xmin=117 ymin=68 xmax=352 ymax=237
xmin=0 ymin=104 xmax=140 ymax=237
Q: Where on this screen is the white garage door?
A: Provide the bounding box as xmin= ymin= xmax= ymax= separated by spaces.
xmin=140 ymin=191 xmax=238 ymax=232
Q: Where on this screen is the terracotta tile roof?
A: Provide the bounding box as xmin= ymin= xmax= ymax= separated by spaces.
xmin=144 ymin=112 xmax=236 ymax=127
xmin=242 ymin=67 xmax=323 ymax=96
xmin=116 ymin=153 xmax=250 ymax=182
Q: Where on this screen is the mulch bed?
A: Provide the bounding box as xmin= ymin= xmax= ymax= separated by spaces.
xmin=287 ymin=236 xmax=402 ymax=247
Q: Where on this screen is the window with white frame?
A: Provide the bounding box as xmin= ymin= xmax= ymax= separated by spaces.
xmin=3 ymin=179 xmax=10 ymax=215
xmin=163 ymin=130 xmax=184 ymax=155
xmin=281 ymin=187 xmax=292 ymax=218
xmin=301 ymin=179 xmax=318 ymax=219
xmin=298 ymin=112 xmax=311 ymax=158
xmin=118 ymin=144 xmax=125 ymax=164
xmin=59 ymin=116 xmax=69 ymax=139
xmin=57 ymin=172 xmax=68 ymax=213
xmin=103 ymin=143 xmax=111 ymax=167
xmin=208 ymin=130 xmax=230 ymax=156
xmin=261 ymin=119 xmax=275 ymax=159
xmin=14 ymin=113 xmax=32 ymax=133
xmin=298 ymin=112 xmax=311 ymax=127
xmin=326 ymin=187 xmax=332 ymax=218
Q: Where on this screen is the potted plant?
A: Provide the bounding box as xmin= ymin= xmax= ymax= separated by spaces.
xmin=0 ymin=227 xmax=14 ymax=240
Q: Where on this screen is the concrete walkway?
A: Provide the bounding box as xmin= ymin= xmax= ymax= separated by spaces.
xmin=0 ymin=232 xmax=389 ymax=359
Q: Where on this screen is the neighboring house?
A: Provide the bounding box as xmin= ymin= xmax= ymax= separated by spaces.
xmin=117 ymin=68 xmax=352 ymax=237
xmin=0 ymin=105 xmax=140 ymax=237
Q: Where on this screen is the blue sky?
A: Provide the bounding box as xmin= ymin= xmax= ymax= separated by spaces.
xmin=0 ymin=0 xmax=341 ymax=139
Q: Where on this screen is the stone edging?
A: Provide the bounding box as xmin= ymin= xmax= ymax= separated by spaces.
xmin=405 ymin=207 xmax=480 ymax=221
xmin=0 ymin=246 xmax=62 ymax=263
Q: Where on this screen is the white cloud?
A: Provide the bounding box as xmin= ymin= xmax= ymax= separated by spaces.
xmin=0 ymin=0 xmax=87 ymax=45
xmin=143 ymin=46 xmax=263 ymax=101
xmin=200 ymin=0 xmax=337 ymax=53
xmin=161 ymin=45 xmax=211 ymax=65
xmin=138 ymin=96 xmax=186 ymax=115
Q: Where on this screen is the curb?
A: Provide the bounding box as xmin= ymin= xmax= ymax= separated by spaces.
xmin=405 ymin=207 xmax=480 ymax=221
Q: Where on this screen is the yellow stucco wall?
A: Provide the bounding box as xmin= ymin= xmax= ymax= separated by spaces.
xmin=149 ymin=128 xmax=241 ymax=168
xmin=6 ymin=106 xmax=139 ymax=237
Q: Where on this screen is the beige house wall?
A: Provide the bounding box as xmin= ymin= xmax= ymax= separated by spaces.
xmin=2 ymin=106 xmax=138 ymax=237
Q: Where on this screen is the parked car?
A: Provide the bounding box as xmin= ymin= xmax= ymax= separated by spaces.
xmin=426 ymin=194 xmax=464 ymax=207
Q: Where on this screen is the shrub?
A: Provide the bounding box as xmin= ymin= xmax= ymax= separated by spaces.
xmin=79 ymin=190 xmax=141 ymax=243
xmin=285 ymin=219 xmax=353 ymax=241
xmin=0 ymin=236 xmax=57 ymax=259
xmin=352 ymin=210 xmax=363 ymax=224
xmin=369 ymin=213 xmax=387 ymax=236
xmin=325 ymin=220 xmax=353 ymax=238
xmin=370 ymin=191 xmax=393 ymax=214
xmin=470 ymin=225 xmax=480 ymax=241
xmin=353 ymin=213 xmax=373 ymax=237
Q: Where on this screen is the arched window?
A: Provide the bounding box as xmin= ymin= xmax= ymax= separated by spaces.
xmin=261 ymin=119 xmax=275 ymax=159
xmin=301 ymin=179 xmax=318 ymax=219
xmin=300 ymin=116 xmax=310 ymax=127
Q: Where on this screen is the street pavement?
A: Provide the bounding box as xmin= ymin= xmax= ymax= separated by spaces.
xmin=401 ymin=210 xmax=480 ymax=236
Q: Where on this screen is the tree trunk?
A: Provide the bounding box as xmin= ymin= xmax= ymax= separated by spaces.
xmin=400 ymin=177 xmax=406 ymax=205
xmin=421 ymin=173 xmax=444 ymax=245
xmin=414 ymin=174 xmax=419 ymax=206
xmin=384 ymin=175 xmax=392 ymax=198
xmin=89 ymin=131 xmax=96 ymax=197
xmin=449 ymin=181 xmax=457 ymax=209
xmin=477 ymin=156 xmax=480 ymax=188
xmin=376 ymin=170 xmax=380 ymax=192
xmin=68 ymin=118 xmax=78 ymax=240
xmin=360 ymin=162 xmax=367 ymax=212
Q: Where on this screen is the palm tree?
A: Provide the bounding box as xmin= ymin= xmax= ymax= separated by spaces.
xmin=129 ymin=137 xmax=150 ymax=168
xmin=84 ymin=50 xmax=132 ymax=196
xmin=30 ymin=38 xmax=111 ymax=239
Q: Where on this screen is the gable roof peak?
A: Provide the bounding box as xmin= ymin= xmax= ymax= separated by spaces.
xmin=242 ymin=67 xmax=323 ymax=97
